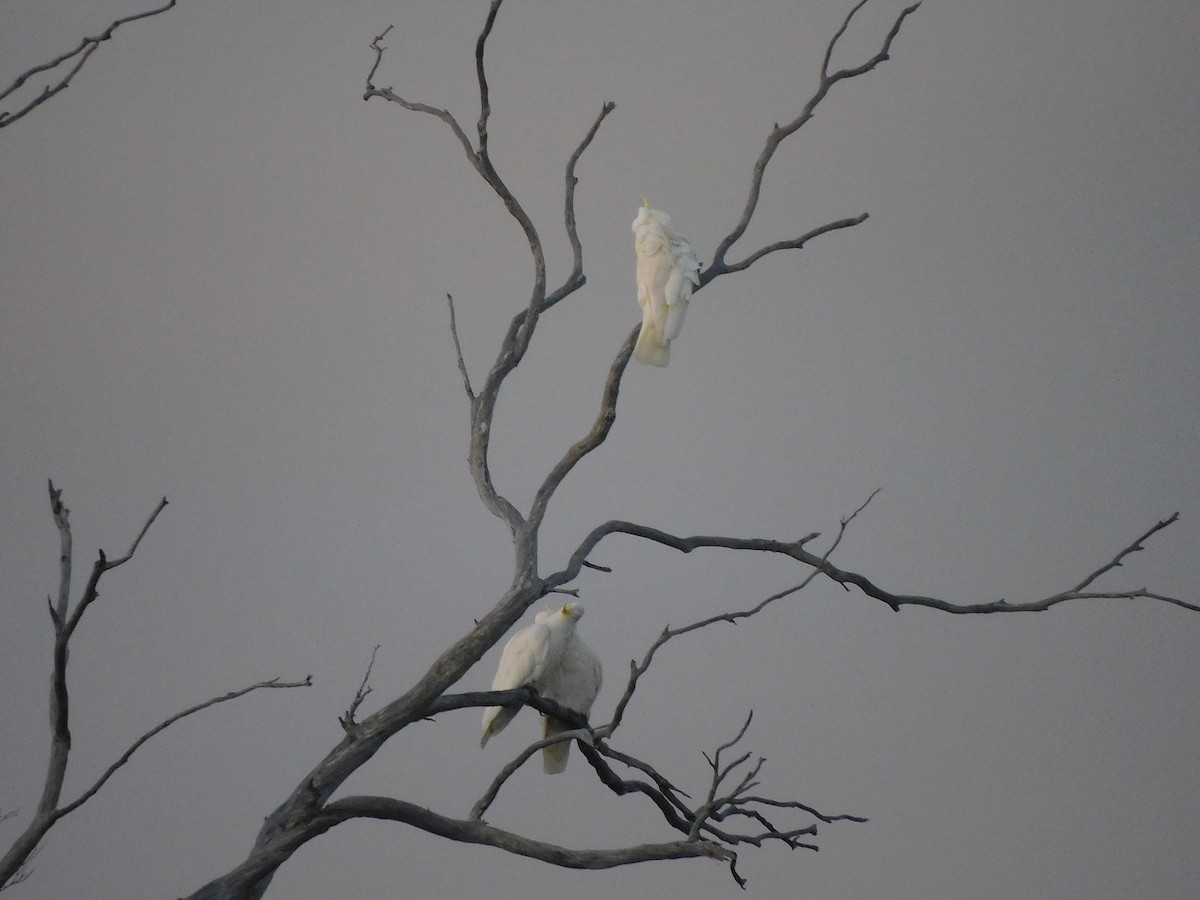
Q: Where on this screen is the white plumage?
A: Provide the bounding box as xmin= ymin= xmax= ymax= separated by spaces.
xmin=632 ymin=200 xmax=701 ymax=367
xmin=537 ymin=616 xmax=603 ymax=773
xmin=480 ymin=603 xmax=602 ymax=773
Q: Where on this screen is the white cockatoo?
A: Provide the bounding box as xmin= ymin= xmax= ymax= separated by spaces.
xmin=481 ymin=603 xmax=600 ymax=773
xmin=537 ymin=614 xmax=603 ymax=773
xmin=632 ymin=199 xmax=701 ymax=367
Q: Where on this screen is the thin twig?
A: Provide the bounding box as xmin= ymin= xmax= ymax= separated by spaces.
xmin=1070 ymin=512 xmax=1178 ymax=593
xmin=445 ymin=294 xmax=475 ymax=401
xmin=470 ymin=728 xmax=594 ymax=821
xmin=59 ymin=677 xmax=312 ymax=817
xmin=339 ymin=645 xmax=381 ymax=732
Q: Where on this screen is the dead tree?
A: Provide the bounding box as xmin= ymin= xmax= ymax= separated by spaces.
xmin=3 ymin=1 xmax=1194 ymax=897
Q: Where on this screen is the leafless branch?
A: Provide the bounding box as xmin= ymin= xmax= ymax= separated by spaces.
xmin=59 ymin=677 xmax=311 ymax=818
xmin=339 ymin=645 xmax=382 ymax=732
xmin=445 ymin=295 xmax=476 ymax=401
xmin=527 ymin=327 xmax=637 ymax=529
xmin=0 ymin=485 xmax=307 ymax=893
xmin=701 ymin=1 xmax=921 ymax=286
xmin=470 ymin=727 xmax=594 ymax=821
xmin=365 ymin=4 xmax=618 ymax=539
xmin=591 ymin=495 xmax=871 ymax=740
xmin=0 ymin=1 xmax=178 ymax=130
xmin=1069 ymin=512 xmax=1178 ymax=592
xmin=320 ymin=796 xmax=733 ymax=869
xmin=550 ymin=512 xmax=1192 ymax=617
xmin=553 ymin=100 xmax=617 ymax=304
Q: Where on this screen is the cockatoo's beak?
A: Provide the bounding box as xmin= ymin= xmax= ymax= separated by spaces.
xmin=640 ymin=195 xmax=650 ymax=208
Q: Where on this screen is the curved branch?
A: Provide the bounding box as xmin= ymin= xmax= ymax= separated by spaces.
xmin=445 ymin=294 xmax=476 ymax=402
xmin=319 ymin=796 xmax=733 ymax=869
xmin=704 ymin=1 xmax=921 ymax=281
xmin=527 ymin=327 xmax=637 ymax=529
xmin=59 ymin=677 xmax=311 ymax=818
xmin=0 ymin=0 xmax=178 ymax=130
xmin=699 ymin=214 xmax=868 ymax=286
xmin=1 ymin=488 xmax=308 ymax=893
xmin=471 ymin=727 xmax=594 ymax=821
xmin=473 ymin=1 xmax=502 ymax=154
xmin=552 ymin=100 xmax=617 ymax=304
xmin=550 ymin=513 xmax=1192 ymax=616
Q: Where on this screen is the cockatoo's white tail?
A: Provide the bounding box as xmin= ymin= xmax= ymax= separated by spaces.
xmin=540 ymin=717 xmax=574 ymax=774
xmin=633 ymin=320 xmax=670 ymax=366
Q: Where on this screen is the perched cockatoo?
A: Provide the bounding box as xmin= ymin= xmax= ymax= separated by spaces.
xmin=480 ymin=603 xmax=600 ymax=772
xmin=632 ymin=199 xmax=701 ymax=367
xmin=537 ymin=614 xmax=603 ymax=773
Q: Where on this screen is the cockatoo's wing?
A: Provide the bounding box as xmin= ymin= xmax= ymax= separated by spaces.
xmin=539 ymin=632 xmax=603 ymax=774
xmin=663 ymin=234 xmax=700 ymax=342
xmin=480 ymin=621 xmax=551 ymax=747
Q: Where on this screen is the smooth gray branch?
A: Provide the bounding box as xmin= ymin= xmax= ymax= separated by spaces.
xmin=702 ymin=1 xmax=921 ymax=285
xmin=0 ymin=485 xmax=307 ymax=893
xmin=320 ymin=796 xmax=733 ymax=869
xmin=470 ymin=728 xmax=594 ymax=821
xmin=0 ymin=1 xmax=178 ymax=130
xmin=338 ymin=645 xmax=381 ymax=732
xmin=445 ymin=294 xmax=476 ymax=401
xmin=59 ymin=677 xmax=311 ymax=818
xmin=527 ymin=327 xmax=637 ymax=529
xmin=551 ymin=513 xmax=1192 ymax=616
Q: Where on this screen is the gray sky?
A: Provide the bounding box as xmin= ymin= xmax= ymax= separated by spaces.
xmin=2 ymin=1 xmax=1198 ymax=898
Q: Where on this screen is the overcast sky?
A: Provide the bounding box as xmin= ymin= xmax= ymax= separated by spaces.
xmin=2 ymin=2 xmax=1198 ymax=898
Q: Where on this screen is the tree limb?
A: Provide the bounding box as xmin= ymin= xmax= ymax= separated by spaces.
xmin=0 ymin=485 xmax=308 ymax=893
xmin=701 ymin=1 xmax=921 ymax=285
xmin=549 ymin=513 xmax=1193 ymax=616
xmin=0 ymin=1 xmax=179 ymax=130
xmin=445 ymin=294 xmax=476 ymax=402
xmin=59 ymin=677 xmax=312 ymax=818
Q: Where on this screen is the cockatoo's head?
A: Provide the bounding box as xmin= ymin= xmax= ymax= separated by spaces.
xmin=560 ymin=602 xmax=585 ymax=622
xmin=633 ymin=199 xmax=669 ymax=233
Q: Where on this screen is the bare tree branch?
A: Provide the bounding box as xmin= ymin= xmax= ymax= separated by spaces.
xmin=1069 ymin=512 xmax=1178 ymax=592
xmin=445 ymin=295 xmax=476 ymax=402
xmin=365 ymin=5 xmax=618 ymax=539
xmin=0 ymin=486 xmax=308 ymax=893
xmin=338 ymin=645 xmax=381 ymax=732
xmin=59 ymin=677 xmax=312 ymax=819
xmin=556 ymin=101 xmax=617 ymax=301
xmin=470 ymin=727 xmax=594 ymax=821
xmin=701 ymin=1 xmax=921 ymax=286
xmin=0 ymin=1 xmax=178 ymax=130
xmin=321 ymin=796 xmax=733 ymax=869
xmin=527 ymin=328 xmax=637 ymax=529
xmin=549 ymin=513 xmax=1193 ymax=616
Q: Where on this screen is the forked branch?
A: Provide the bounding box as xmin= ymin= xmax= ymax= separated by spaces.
xmin=702 ymin=1 xmax=922 ymax=284
xmin=0 ymin=485 xmax=309 ymax=893
xmin=0 ymin=1 xmax=179 ymax=130
xmin=550 ymin=513 xmax=1192 ymax=616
